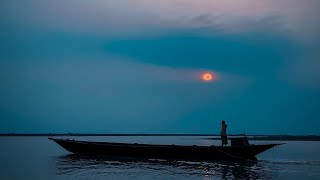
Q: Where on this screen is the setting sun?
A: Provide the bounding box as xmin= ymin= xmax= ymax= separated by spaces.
xmin=201 ymin=72 xmax=215 ymax=82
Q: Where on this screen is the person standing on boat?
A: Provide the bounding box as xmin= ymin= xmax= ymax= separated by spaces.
xmin=220 ymin=120 xmax=228 ymax=146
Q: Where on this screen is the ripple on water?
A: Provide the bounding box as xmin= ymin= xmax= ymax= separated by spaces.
xmin=54 ymin=155 xmax=278 ymax=180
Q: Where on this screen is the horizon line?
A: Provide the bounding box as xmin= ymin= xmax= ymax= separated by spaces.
xmin=1 ymin=133 xmax=319 ymax=136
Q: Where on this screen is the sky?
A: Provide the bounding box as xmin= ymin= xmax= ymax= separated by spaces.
xmin=0 ymin=0 xmax=320 ymax=135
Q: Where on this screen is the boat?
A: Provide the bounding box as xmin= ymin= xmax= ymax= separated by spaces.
xmin=49 ymin=137 xmax=283 ymax=161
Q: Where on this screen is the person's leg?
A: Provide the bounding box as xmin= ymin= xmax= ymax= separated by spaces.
xmin=222 ymin=136 xmax=227 ymax=146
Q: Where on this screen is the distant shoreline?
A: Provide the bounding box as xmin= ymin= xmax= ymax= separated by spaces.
xmin=0 ymin=134 xmax=320 ymax=141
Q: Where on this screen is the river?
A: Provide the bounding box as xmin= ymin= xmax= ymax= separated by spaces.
xmin=0 ymin=136 xmax=319 ymax=180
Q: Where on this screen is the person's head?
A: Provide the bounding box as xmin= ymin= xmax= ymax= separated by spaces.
xmin=221 ymin=120 xmax=225 ymax=125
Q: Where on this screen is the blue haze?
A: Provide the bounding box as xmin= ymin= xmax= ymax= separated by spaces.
xmin=0 ymin=0 xmax=320 ymax=134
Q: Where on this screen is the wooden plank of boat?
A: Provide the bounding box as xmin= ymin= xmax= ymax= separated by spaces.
xmin=49 ymin=138 xmax=283 ymax=161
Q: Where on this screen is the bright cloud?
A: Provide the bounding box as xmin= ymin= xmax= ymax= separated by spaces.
xmin=2 ymin=0 xmax=319 ymax=41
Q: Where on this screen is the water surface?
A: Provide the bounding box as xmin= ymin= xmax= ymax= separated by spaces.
xmin=1 ymin=136 xmax=319 ymax=180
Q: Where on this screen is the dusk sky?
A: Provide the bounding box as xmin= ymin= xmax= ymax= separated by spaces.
xmin=1 ymin=0 xmax=320 ymax=135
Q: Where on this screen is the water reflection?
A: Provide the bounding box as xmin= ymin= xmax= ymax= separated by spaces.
xmin=55 ymin=154 xmax=277 ymax=179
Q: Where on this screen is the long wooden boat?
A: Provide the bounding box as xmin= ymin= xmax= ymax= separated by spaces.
xmin=49 ymin=137 xmax=282 ymax=161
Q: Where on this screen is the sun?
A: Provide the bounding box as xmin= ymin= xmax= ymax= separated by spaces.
xmin=201 ymin=72 xmax=214 ymax=82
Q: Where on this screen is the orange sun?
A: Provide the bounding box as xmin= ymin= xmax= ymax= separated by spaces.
xmin=201 ymin=72 xmax=214 ymax=82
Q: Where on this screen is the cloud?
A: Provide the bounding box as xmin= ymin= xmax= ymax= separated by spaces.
xmin=2 ymin=0 xmax=320 ymax=90
xmin=3 ymin=0 xmax=320 ymax=88
xmin=2 ymin=0 xmax=319 ymax=41
xmin=280 ymin=50 xmax=320 ymax=89
xmin=0 ymin=56 xmax=248 ymax=133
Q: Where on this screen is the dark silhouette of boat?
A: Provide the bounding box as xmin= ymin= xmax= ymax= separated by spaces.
xmin=49 ymin=137 xmax=282 ymax=160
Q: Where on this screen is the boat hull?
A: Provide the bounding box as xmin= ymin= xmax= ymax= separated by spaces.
xmin=49 ymin=138 xmax=281 ymax=161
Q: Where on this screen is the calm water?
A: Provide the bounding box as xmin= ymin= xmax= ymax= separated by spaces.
xmin=0 ymin=136 xmax=320 ymax=180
